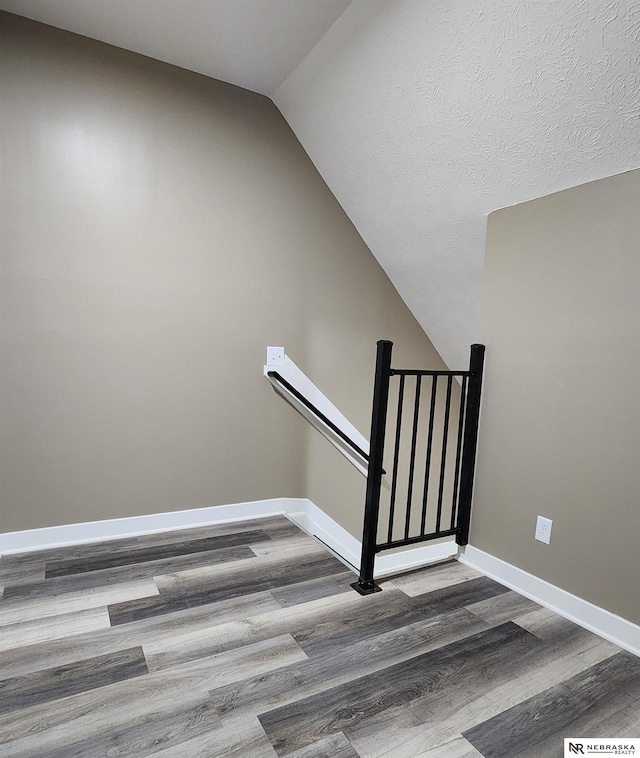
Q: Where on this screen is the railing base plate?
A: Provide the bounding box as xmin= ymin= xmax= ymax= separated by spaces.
xmin=350 ymin=580 xmax=382 ymax=596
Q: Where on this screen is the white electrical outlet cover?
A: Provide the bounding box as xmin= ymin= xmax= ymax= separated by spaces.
xmin=535 ymin=516 xmax=553 ymax=545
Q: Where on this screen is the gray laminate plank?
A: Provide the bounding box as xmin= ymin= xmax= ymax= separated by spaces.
xmin=354 ymin=730 xmax=483 ymax=758
xmin=0 ymin=606 xmax=110 ymax=652
xmin=285 ymin=732 xmax=361 ymax=758
xmin=169 ymin=632 xmax=309 ymax=689
xmin=348 ymin=633 xmax=619 ymax=758
xmin=0 ymin=579 xmax=159 ymax=626
xmin=0 ymin=635 xmax=306 ymax=746
xmin=147 ymin=714 xmax=279 ymax=758
xmin=109 ymin=592 xmax=193 ymax=624
xmin=257 ymin=518 xmax=309 ymax=540
xmin=0 ymin=514 xmax=633 ymax=757
xmin=0 ymin=553 xmax=48 ymax=570
xmin=290 ymin=576 xmax=509 ymax=659
xmin=0 ymin=562 xmax=46 ymax=589
xmin=0 ymin=590 xmax=282 ymax=680
xmin=383 ymin=560 xmax=483 ymax=597
xmin=130 ymin=517 xmax=297 ymax=547
xmin=414 ymin=575 xmax=511 ymax=610
xmin=9 ymin=696 xmax=222 ymax=758
xmin=270 ymin=570 xmax=357 ymax=607
xmin=0 ymin=647 xmax=148 ymax=716
xmin=208 ymin=611 xmax=502 ymax=722
xmin=513 ymin=606 xmax=585 ymax=640
xmin=45 ymin=530 xmax=271 ymax=577
xmin=478 ymin=630 xmax=620 ymax=714
xmin=463 ymin=651 xmax=640 ymax=758
xmin=393 ymin=629 xmax=620 ymax=738
xmin=0 ymin=517 xmax=292 ymax=567
xmin=4 ymin=544 xmax=254 ymax=601
xmin=153 ymin=542 xmax=334 ymax=593
xmin=258 ymin=622 xmax=540 ymax=756
xmin=588 ymin=700 xmax=640 ymax=736
xmin=127 ymin=517 xmax=296 ymax=545
xmin=0 ymin=675 xmax=212 ymax=749
xmin=414 ymin=736 xmax=484 ymax=758
xmin=464 ymin=589 xmax=541 ymax=625
xmin=145 ymin=586 xmax=485 ymax=674
xmin=249 ymin=533 xmax=327 ymax=558
xmin=143 ymin=588 xmax=360 ymax=671
xmin=0 ymin=677 xmax=215 ymax=758
xmin=141 ymin=517 xmax=298 ymax=544
xmin=290 ymin=588 xmax=442 ymax=658
xmin=109 ymin=551 xmax=345 ymax=625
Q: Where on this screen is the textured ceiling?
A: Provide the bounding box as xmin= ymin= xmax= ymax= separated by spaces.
xmin=275 ymin=0 xmax=640 ymax=368
xmin=0 ymin=0 xmax=352 ymax=95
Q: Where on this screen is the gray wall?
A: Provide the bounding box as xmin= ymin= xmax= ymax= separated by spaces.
xmin=0 ymin=13 xmax=445 ymax=535
xmin=471 ymin=170 xmax=640 ymax=625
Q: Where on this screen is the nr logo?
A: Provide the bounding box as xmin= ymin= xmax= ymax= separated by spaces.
xmin=569 ymin=745 xmax=585 ymax=755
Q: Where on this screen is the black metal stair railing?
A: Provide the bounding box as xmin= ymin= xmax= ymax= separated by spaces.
xmin=351 ymin=340 xmax=485 ymax=596
xmin=266 ymin=370 xmax=370 ymax=463
xmin=265 ymin=370 xmax=386 ymax=477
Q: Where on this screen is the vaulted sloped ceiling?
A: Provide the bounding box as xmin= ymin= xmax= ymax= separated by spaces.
xmin=275 ymin=0 xmax=640 ymax=368
xmin=2 ymin=0 xmax=639 ymax=367
xmin=0 ymin=0 xmax=352 ymax=96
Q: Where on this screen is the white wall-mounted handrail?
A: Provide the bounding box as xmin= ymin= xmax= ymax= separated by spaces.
xmin=264 ymin=347 xmax=370 ymax=477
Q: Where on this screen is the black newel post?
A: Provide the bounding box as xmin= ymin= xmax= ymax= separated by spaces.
xmin=351 ymin=340 xmax=393 ymax=595
xmin=455 ymin=344 xmax=485 ymax=546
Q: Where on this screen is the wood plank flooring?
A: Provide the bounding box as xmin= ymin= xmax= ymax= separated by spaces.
xmin=0 ymin=516 xmax=637 ymax=757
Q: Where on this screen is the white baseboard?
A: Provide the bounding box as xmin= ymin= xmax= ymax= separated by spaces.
xmin=0 ymin=497 xmax=458 ymax=581
xmin=0 ymin=498 xmax=291 ymax=556
xmin=285 ymin=501 xmax=361 ymax=572
xmin=459 ymin=545 xmax=640 ymax=658
xmin=285 ymin=500 xmax=458 ymax=578
xmin=6 ymin=501 xmax=634 ymax=656
xmin=376 ymin=541 xmax=459 ymax=578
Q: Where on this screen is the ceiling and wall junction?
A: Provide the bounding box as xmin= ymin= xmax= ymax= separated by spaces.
xmin=1 ymin=0 xmax=639 ymax=366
